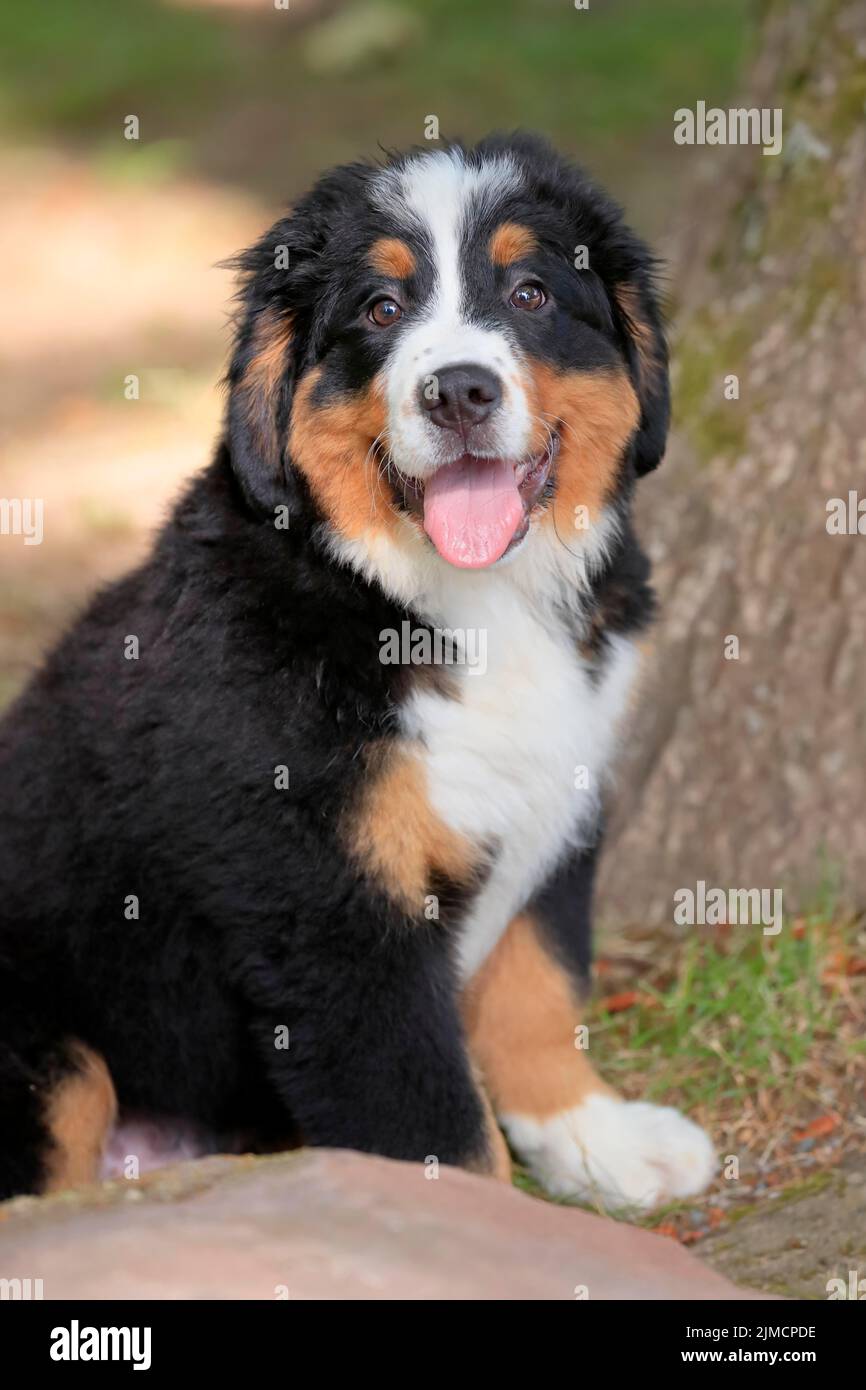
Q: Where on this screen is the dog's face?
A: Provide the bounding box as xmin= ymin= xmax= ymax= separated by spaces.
xmin=228 ymin=135 xmax=669 ymax=575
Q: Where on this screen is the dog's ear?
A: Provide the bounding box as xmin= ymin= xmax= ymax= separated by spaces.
xmin=613 ymin=274 xmax=670 ymax=477
xmin=226 ymin=299 xmax=297 ymax=515
xmin=224 ymin=202 xmax=326 ymax=516
xmin=224 ymin=166 xmax=370 ymax=514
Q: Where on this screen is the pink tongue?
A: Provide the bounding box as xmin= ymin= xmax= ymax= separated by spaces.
xmin=422 ymin=456 xmax=523 ymax=568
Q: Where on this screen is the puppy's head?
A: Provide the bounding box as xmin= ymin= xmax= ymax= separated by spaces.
xmin=227 ymin=135 xmax=668 ymax=572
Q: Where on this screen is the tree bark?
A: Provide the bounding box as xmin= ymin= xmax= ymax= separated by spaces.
xmin=597 ymin=0 xmax=866 ymax=933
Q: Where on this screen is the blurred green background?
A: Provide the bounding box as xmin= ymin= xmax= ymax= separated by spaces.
xmin=0 ymin=0 xmax=753 ymax=232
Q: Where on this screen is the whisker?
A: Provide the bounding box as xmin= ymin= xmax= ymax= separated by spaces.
xmin=362 ymin=430 xmax=391 ymax=517
xmin=539 ymin=409 xmax=581 ymax=445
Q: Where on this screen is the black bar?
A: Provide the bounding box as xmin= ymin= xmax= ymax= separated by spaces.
xmin=1 ymin=1296 xmax=860 ymax=1374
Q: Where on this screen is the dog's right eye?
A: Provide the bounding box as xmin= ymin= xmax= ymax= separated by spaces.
xmin=510 ymin=282 xmax=547 ymax=311
xmin=368 ymin=298 xmax=403 ymax=327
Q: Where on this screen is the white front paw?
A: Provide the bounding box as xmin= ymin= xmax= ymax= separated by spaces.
xmin=503 ymin=1093 xmax=717 ymax=1212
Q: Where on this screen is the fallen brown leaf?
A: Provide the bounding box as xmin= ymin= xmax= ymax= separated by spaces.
xmin=599 ymin=990 xmax=641 ymax=1013
xmin=792 ymin=1114 xmax=839 ymax=1142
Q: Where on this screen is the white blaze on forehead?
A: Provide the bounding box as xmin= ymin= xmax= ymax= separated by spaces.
xmin=372 ymin=149 xmax=533 ymax=478
xmin=373 ymin=148 xmax=522 ymax=321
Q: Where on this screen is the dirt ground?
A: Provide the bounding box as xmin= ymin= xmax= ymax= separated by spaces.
xmin=698 ymin=1156 xmax=866 ymax=1300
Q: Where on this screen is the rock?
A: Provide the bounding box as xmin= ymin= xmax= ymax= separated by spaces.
xmin=0 ymin=1149 xmax=772 ymax=1300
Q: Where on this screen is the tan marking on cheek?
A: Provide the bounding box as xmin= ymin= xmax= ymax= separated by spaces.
xmin=289 ymin=368 xmax=396 ymax=540
xmin=614 ymin=281 xmax=662 ymax=391
xmin=526 ymin=363 xmax=640 ymax=529
xmin=368 ymin=237 xmax=416 ymax=280
xmin=462 ymin=915 xmax=616 ymax=1119
xmin=241 ymin=308 xmax=294 ymax=470
xmin=42 ymin=1042 xmax=117 ymax=1193
xmin=346 ymin=741 xmax=477 ymax=914
xmin=489 ymin=222 xmax=537 ymax=267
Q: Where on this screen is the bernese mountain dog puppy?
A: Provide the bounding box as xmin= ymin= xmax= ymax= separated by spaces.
xmin=0 ymin=133 xmax=716 ymax=1209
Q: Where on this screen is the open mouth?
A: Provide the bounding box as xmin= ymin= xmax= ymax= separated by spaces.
xmin=392 ymin=433 xmax=559 ymax=570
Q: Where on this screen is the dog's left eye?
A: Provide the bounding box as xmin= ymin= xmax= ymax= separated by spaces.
xmin=368 ymin=298 xmax=403 ymax=327
xmin=510 ymin=283 xmax=547 ymax=311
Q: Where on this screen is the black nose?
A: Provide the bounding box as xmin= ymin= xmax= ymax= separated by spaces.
xmin=419 ymin=363 xmax=503 ymax=434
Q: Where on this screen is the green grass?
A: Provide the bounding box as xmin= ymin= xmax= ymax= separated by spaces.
xmin=510 ymin=905 xmax=866 ymax=1226
xmin=590 ymin=914 xmax=860 ymax=1115
xmin=0 ymin=0 xmax=754 ymax=212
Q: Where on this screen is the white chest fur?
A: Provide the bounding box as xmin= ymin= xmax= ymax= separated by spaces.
xmin=400 ymin=570 xmax=639 ymax=983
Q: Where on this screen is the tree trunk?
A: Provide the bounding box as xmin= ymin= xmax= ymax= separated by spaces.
xmin=597 ymin=0 xmax=866 ymax=934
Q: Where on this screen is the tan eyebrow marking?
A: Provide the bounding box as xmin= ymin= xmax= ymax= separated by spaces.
xmin=368 ymin=237 xmax=416 ymax=279
xmin=489 ymin=222 xmax=537 ymax=267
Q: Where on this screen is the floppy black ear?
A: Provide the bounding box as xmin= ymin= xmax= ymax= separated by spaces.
xmin=223 ymin=203 xmax=308 ymax=517
xmin=223 ymin=163 xmax=372 ymax=514
xmin=613 ymin=273 xmax=670 ymax=477
xmin=223 ymin=200 xmax=326 ymax=516
xmin=225 ymin=298 xmax=298 ymax=515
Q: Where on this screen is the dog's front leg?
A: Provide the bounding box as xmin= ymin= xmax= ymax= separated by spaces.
xmin=462 ymin=850 xmax=717 ymax=1211
xmin=237 ymin=921 xmax=509 ymax=1181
